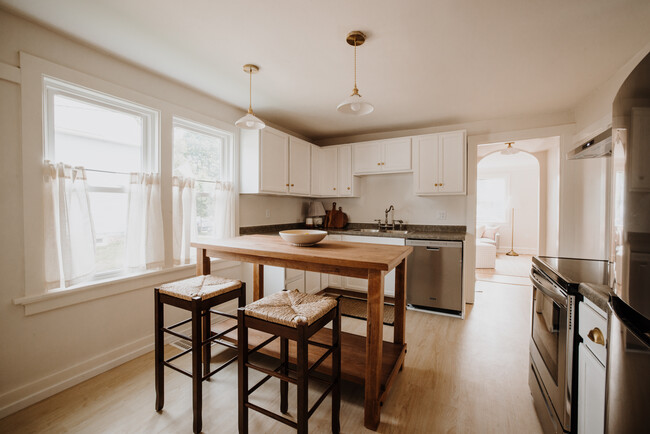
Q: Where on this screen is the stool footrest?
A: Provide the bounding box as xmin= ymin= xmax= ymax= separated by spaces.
xmin=248 ymin=363 xmax=286 ymax=396
xmin=163 ymin=361 xmax=193 ymax=378
xmin=307 ymin=340 xmax=331 ymax=349
xmin=309 ymin=377 xmax=338 ymax=418
xmin=246 ymin=361 xmax=297 ymax=385
xmin=162 ymin=327 xmax=191 ymax=342
xmin=308 ymin=346 xmax=334 ymax=375
xmin=248 ymin=335 xmax=278 ymax=356
xmin=165 ymin=347 xmax=192 ymax=364
xmin=202 ymin=354 xmax=238 ymax=381
xmin=167 ymin=317 xmax=192 ymax=331
xmin=246 ymin=402 xmax=298 ymax=429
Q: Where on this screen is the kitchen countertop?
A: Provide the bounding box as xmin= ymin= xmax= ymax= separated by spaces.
xmin=578 ymin=282 xmax=611 ymax=313
xmin=240 ymin=223 xmax=467 ymax=241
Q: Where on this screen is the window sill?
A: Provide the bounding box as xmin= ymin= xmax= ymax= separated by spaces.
xmin=13 ymin=259 xmax=240 ymax=316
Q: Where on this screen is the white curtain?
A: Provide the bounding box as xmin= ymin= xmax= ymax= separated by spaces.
xmin=125 ymin=173 xmax=164 ymax=270
xmin=213 ymin=181 xmax=236 ymax=239
xmin=172 ymin=176 xmax=195 ymax=265
xmin=43 ymin=162 xmax=96 ymax=289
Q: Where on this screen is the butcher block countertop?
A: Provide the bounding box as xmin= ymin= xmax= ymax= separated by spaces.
xmin=193 ymin=234 xmax=412 ymax=272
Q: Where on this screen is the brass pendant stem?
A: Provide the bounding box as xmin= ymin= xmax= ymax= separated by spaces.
xmin=248 ymin=69 xmax=253 ymax=113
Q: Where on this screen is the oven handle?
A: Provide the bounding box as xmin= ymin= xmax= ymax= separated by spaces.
xmin=530 ymin=269 xmax=567 ymax=308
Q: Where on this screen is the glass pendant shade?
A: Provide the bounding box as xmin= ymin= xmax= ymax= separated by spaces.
xmin=235 ymin=112 xmax=265 ymax=130
xmin=236 ymin=64 xmax=265 ymax=130
xmin=501 ymin=142 xmax=521 ymax=155
xmin=337 ymin=93 xmax=374 ymax=115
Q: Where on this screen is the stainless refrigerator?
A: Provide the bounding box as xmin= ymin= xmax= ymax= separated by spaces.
xmin=607 ymin=51 xmax=650 ymax=433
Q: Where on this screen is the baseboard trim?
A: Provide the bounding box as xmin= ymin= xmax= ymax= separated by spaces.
xmin=0 ymin=306 xmax=239 ymax=420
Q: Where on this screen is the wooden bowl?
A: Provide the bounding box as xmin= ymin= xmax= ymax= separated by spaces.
xmin=279 ymin=229 xmax=327 ymax=246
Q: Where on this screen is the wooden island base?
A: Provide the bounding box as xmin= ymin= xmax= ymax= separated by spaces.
xmin=211 ymin=319 xmax=406 ymax=404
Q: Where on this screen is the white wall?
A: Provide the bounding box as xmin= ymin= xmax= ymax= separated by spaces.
xmin=239 ymin=195 xmax=308 ymax=227
xmin=0 ymin=9 xmax=303 ymax=417
xmin=332 ymin=173 xmax=466 ymax=225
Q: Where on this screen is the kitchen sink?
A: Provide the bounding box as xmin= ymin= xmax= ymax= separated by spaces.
xmin=357 ymin=228 xmax=409 ymax=235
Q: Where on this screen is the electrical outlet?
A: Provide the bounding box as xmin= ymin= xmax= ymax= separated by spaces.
xmin=265 ymin=209 xmax=271 ymax=218
xmin=437 ymin=211 xmax=447 ymax=220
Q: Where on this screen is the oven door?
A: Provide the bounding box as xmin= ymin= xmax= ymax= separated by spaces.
xmin=529 ymin=267 xmax=570 ymax=431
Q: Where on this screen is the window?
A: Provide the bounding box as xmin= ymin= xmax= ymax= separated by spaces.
xmin=172 ymin=118 xmax=234 ymax=264
xmin=477 ymin=177 xmax=508 ymax=223
xmin=43 ymin=77 xmax=159 ymax=283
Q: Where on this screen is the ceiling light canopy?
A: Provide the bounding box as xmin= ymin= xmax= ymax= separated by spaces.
xmin=501 ymin=142 xmax=521 ymax=155
xmin=235 ymin=64 xmax=265 ymax=130
xmin=337 ymin=31 xmax=374 ymax=116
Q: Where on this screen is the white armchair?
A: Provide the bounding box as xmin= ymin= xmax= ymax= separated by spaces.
xmin=475 ymin=225 xmax=501 ymax=269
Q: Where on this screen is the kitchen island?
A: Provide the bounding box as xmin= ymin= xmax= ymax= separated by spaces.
xmin=192 ymin=235 xmax=412 ymax=430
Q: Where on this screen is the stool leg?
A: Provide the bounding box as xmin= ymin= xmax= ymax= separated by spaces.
xmin=154 ymin=289 xmax=164 ymax=411
xmin=202 ymin=309 xmax=210 ymax=378
xmin=297 ymin=322 xmax=309 ymax=434
xmin=280 ymin=337 xmax=288 ymax=414
xmin=238 ymin=308 xmax=248 ymax=434
xmin=332 ymin=303 xmax=341 ymax=433
xmin=191 ymin=297 xmax=202 ymax=434
xmin=238 ymin=282 xmax=247 ymax=308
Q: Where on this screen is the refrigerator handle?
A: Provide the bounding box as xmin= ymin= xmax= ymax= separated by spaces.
xmin=609 ymin=295 xmax=650 ymax=349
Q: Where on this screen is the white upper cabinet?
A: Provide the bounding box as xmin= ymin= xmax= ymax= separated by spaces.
xmin=289 ymin=137 xmax=311 ymax=195
xmin=311 ymin=145 xmax=357 ymax=197
xmin=259 ymin=128 xmax=289 ymax=193
xmin=240 ymin=126 xmax=311 ymax=196
xmin=353 ymin=138 xmax=412 ymax=175
xmin=337 ymin=145 xmax=355 ymax=196
xmin=413 ymin=130 xmax=466 ymax=195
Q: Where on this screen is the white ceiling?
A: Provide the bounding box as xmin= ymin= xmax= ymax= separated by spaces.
xmin=477 ymin=136 xmax=560 ymax=158
xmin=3 ymin=0 xmax=650 ymax=141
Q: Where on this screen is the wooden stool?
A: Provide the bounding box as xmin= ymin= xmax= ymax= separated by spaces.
xmin=238 ymin=289 xmax=341 ymax=434
xmin=155 ymin=275 xmax=246 ymax=434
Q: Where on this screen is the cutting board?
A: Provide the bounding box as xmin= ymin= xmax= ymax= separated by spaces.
xmin=326 ymin=202 xmax=348 ymax=229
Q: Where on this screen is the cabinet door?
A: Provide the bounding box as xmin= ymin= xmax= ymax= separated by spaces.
xmin=305 ymin=271 xmax=321 ymax=294
xmin=413 ymin=134 xmax=440 ymax=194
xmin=310 ymin=145 xmax=321 ymax=196
xmin=326 ymin=235 xmax=343 ymax=287
xmin=263 ymin=265 xmax=286 ymax=296
xmin=319 ymin=147 xmax=338 ymax=196
xmin=260 ymin=129 xmax=289 ymax=193
xmin=578 ymin=343 xmax=606 ymax=434
xmin=285 ymin=275 xmax=305 ymax=293
xmin=437 ymin=131 xmax=466 ymax=194
xmin=382 ymin=138 xmax=412 ymax=172
xmin=340 ymin=235 xmax=404 ymax=296
xmin=289 ymin=137 xmax=311 ymax=195
xmin=353 ymin=141 xmax=382 ymax=174
xmin=337 ymin=145 xmax=354 ymax=196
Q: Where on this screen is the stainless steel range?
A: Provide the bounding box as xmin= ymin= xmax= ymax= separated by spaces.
xmin=529 ymin=256 xmax=609 ymax=434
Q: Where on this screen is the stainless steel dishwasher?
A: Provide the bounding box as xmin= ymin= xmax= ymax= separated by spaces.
xmin=406 ymin=239 xmax=464 ymax=317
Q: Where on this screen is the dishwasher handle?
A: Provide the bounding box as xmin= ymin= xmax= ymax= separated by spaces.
xmin=426 ymin=247 xmax=440 ymax=251
xmin=406 ymin=239 xmax=462 ymax=248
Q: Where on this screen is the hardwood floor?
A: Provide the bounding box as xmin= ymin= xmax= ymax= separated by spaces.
xmin=0 ymin=281 xmax=542 ymax=433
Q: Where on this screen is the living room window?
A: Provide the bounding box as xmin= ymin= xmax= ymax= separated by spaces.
xmin=43 ymin=77 xmax=159 ymax=289
xmin=477 ymin=177 xmax=508 ymax=223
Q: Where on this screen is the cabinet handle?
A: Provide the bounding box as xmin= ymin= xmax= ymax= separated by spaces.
xmin=587 ymin=328 xmax=605 ymax=346
xmin=435 ymin=183 xmax=439 ymax=187
xmin=347 ymin=187 xmax=350 ymax=190
xmin=285 ymin=183 xmax=289 ymax=187
xmin=440 ymin=183 xmax=444 ymax=187
xmin=381 ymin=162 xmax=385 ymax=165
xmin=333 ymin=187 xmax=336 ymax=190
xmin=377 ymin=162 xmax=381 ymax=166
xmin=290 ymin=184 xmax=294 ymax=187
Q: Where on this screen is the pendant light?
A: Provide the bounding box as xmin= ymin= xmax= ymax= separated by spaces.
xmin=337 ymin=31 xmax=374 ymax=115
xmin=501 ymin=142 xmax=521 ymax=155
xmin=235 ymin=64 xmax=265 ymax=130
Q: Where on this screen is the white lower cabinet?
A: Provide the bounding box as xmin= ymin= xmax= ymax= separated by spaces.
xmin=577 ymin=300 xmax=607 ymax=434
xmin=338 ymin=235 xmax=405 ymax=297
xmin=577 ymin=343 xmax=605 ymax=434
xmin=263 ymin=266 xmax=318 ymax=295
